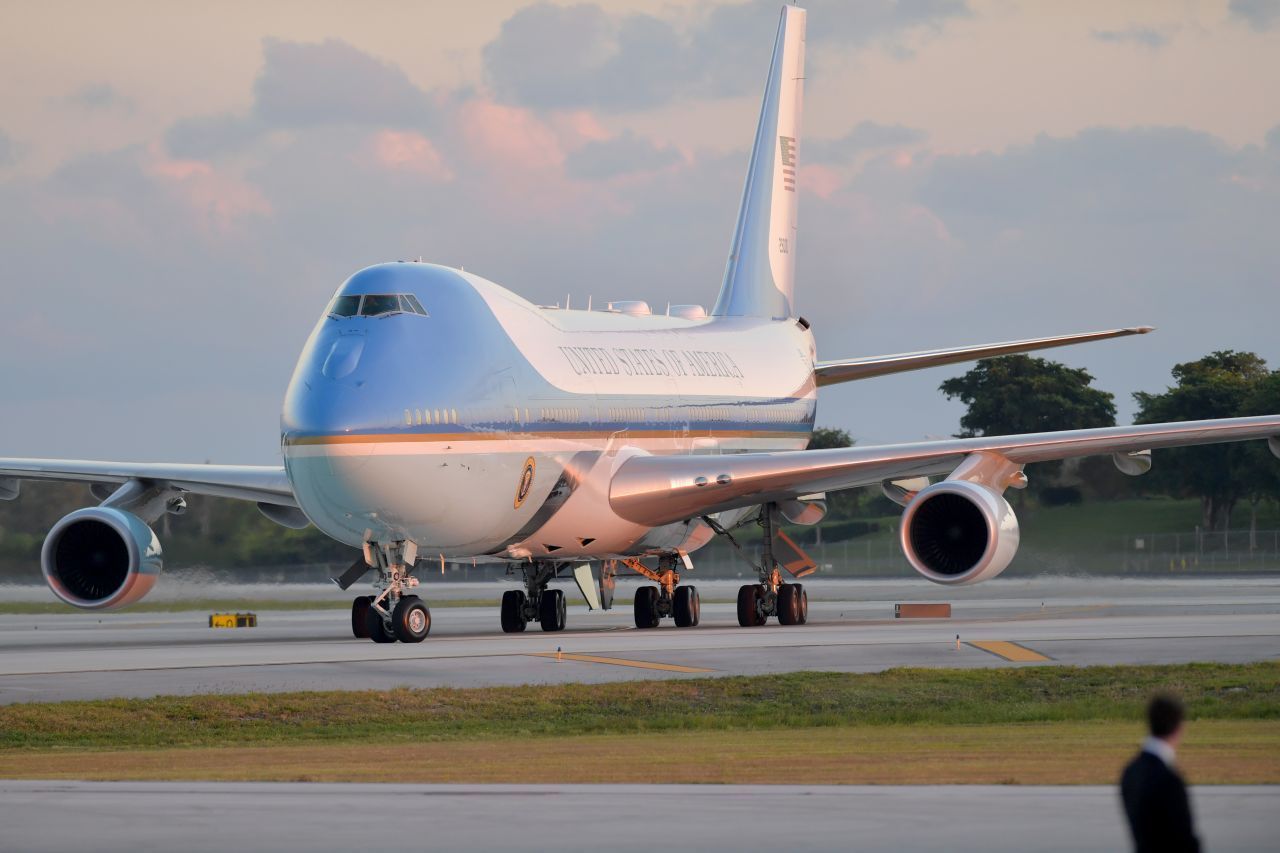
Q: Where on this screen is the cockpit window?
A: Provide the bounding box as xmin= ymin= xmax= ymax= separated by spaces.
xmin=328 ymin=295 xmax=361 ymax=317
xmin=401 ymin=294 xmax=429 ymax=316
xmin=328 ymin=293 xmax=427 ymax=319
xmin=359 ymin=294 xmax=402 ymax=316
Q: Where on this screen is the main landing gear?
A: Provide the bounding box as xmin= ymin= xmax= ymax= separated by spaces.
xmin=705 ymin=505 xmax=809 ymax=628
xmin=616 ymin=554 xmax=700 ymax=629
xmin=347 ymin=540 xmax=432 ymax=644
xmin=500 ymin=561 xmax=568 ymax=633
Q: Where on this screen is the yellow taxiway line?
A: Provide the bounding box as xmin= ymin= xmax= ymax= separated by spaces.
xmin=530 ymin=652 xmax=714 ymax=673
xmin=967 ymin=640 xmax=1052 ymax=662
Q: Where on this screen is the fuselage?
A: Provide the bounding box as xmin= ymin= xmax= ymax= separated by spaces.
xmin=281 ymin=262 xmax=817 ymax=561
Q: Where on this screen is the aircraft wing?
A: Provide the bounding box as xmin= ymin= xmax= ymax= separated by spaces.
xmin=815 ymin=326 xmax=1154 ymax=386
xmin=0 ymin=458 xmax=296 ymax=506
xmin=609 ymin=415 xmax=1280 ymax=527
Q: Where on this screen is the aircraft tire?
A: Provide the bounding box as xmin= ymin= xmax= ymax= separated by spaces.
xmin=391 ymin=595 xmax=431 ymax=643
xmin=795 ymin=584 xmax=809 ymax=625
xmin=501 ymin=590 xmax=528 ymax=633
xmin=365 ymin=603 xmax=396 ymax=643
xmin=351 ymin=595 xmax=373 ymax=639
xmin=737 ymin=584 xmax=765 ymax=627
xmin=539 ymin=588 xmax=566 ymax=632
xmin=673 ymin=585 xmax=700 ymax=628
xmin=777 ymin=585 xmax=799 ymax=625
xmin=633 ymin=586 xmax=661 ymax=629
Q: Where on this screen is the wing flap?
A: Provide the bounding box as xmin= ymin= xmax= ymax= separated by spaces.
xmin=0 ymin=458 xmax=295 ymax=506
xmin=609 ymin=415 xmax=1280 ymax=527
xmin=815 ymin=327 xmax=1154 ymax=386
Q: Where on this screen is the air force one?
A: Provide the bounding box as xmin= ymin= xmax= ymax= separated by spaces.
xmin=3 ymin=6 xmax=1279 ymax=643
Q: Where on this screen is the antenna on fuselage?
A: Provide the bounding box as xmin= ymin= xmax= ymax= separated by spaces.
xmin=566 ymin=293 xmax=571 ymax=310
xmin=587 ymin=295 xmax=593 ymax=311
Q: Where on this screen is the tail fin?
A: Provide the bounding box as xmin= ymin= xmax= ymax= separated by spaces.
xmin=712 ymin=4 xmax=806 ymax=320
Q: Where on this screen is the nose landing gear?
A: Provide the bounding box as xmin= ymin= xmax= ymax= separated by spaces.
xmin=349 ymin=540 xmax=431 ymax=643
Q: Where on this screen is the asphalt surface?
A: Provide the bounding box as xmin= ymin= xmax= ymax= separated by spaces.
xmin=1 ymin=781 xmax=1275 ymax=852
xmin=1 ymin=577 xmax=1277 ymax=703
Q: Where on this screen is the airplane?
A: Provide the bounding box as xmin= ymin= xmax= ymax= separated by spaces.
xmin=2 ymin=5 xmax=1278 ymax=644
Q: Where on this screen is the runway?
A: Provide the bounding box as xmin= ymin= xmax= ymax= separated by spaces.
xmin=1 ymin=781 xmax=1276 ymax=852
xmin=2 ymin=577 xmax=1277 ymax=704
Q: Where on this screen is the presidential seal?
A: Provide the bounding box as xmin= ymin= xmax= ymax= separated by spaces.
xmin=514 ymin=457 xmax=536 ymax=508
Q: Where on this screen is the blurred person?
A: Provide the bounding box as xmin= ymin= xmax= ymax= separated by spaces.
xmin=1119 ymin=694 xmax=1200 ymax=853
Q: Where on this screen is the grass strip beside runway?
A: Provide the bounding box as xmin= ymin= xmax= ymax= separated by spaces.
xmin=0 ymin=663 xmax=1276 ymax=783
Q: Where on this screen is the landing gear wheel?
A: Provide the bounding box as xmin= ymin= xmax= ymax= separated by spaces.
xmin=795 ymin=584 xmax=808 ymax=625
xmin=351 ymin=595 xmax=373 ymax=639
xmin=633 ymin=585 xmax=661 ymax=629
xmin=737 ymin=584 xmax=766 ymax=627
xmin=777 ymin=585 xmax=800 ymax=625
xmin=501 ymin=589 xmax=529 ymax=633
xmin=364 ymin=602 xmax=396 ymax=643
xmin=391 ymin=595 xmax=431 ymax=643
xmin=539 ymin=588 xmax=566 ymax=632
xmin=673 ymin=585 xmax=700 ymax=628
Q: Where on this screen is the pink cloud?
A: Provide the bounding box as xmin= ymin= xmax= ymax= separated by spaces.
xmin=455 ymin=98 xmax=565 ymax=172
xmin=146 ymin=147 xmax=272 ymax=235
xmin=800 ymin=163 xmax=842 ymax=199
xmin=370 ymin=130 xmax=453 ymax=180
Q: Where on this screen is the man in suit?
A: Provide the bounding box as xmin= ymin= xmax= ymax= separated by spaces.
xmin=1120 ymin=694 xmax=1201 ymax=852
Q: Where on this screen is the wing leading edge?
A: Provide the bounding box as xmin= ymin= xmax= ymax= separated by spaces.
xmin=815 ymin=326 xmax=1155 ymax=386
xmin=0 ymin=458 xmax=295 ymax=507
xmin=609 ymin=415 xmax=1280 ymax=527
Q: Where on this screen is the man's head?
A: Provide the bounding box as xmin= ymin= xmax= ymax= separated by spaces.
xmin=1148 ymin=694 xmax=1186 ymax=746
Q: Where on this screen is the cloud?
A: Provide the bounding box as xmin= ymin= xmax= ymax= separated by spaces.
xmin=0 ymin=129 xmax=13 ymax=167
xmin=483 ymin=0 xmax=971 ymax=110
xmin=1229 ymin=0 xmax=1280 ymax=31
xmin=1090 ymin=26 xmax=1173 ymax=48
xmin=63 ymin=83 xmax=135 ymax=112
xmin=164 ymin=37 xmax=438 ymax=159
xmin=565 ymin=130 xmax=682 ymax=179
xmin=254 ymin=38 xmax=435 ymax=128
xmin=1267 ymin=124 xmax=1280 ymax=150
xmin=807 ymin=121 xmax=928 ymax=162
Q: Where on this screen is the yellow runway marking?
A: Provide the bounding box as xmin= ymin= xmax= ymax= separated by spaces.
xmin=967 ymin=640 xmax=1052 ymax=662
xmin=530 ymin=653 xmax=713 ymax=673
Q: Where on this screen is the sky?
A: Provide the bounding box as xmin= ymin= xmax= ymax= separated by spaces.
xmin=0 ymin=0 xmax=1277 ymax=463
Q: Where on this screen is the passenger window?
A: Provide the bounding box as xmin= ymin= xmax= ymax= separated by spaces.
xmin=328 ymin=295 xmax=361 ymax=317
xmin=360 ymin=294 xmax=401 ymax=316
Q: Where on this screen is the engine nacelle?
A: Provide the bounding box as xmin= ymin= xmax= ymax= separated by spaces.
xmin=899 ymin=480 xmax=1019 ymax=585
xmin=41 ymin=507 xmax=163 ymax=609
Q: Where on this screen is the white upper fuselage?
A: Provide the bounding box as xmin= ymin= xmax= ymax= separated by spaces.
xmin=281 ymin=262 xmax=817 ymax=561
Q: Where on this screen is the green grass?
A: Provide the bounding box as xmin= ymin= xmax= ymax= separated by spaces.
xmin=2 ymin=663 xmax=1274 ymax=753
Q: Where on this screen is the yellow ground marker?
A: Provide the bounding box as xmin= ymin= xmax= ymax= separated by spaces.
xmin=967 ymin=640 xmax=1051 ymax=662
xmin=530 ymin=652 xmax=713 ymax=673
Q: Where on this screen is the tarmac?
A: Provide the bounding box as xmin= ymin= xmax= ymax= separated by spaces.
xmin=0 ymin=781 xmax=1276 ymax=852
xmin=1 ymin=576 xmax=1277 ymax=704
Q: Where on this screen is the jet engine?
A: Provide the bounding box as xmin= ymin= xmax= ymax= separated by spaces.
xmin=41 ymin=507 xmax=163 ymax=609
xmin=899 ymin=480 xmax=1019 ymax=585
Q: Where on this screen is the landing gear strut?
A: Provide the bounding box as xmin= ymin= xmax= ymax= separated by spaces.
xmin=618 ymin=554 xmax=700 ymax=629
xmin=350 ymin=540 xmax=432 ymax=643
xmin=706 ymin=505 xmax=808 ymax=628
xmin=501 ymin=561 xmax=567 ymax=633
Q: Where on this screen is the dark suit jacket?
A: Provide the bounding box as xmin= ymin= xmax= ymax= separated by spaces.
xmin=1120 ymin=750 xmax=1200 ymax=853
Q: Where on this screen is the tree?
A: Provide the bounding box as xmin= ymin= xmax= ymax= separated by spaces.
xmin=806 ymin=426 xmax=862 ymax=520
xmin=1133 ymin=350 xmax=1274 ymax=531
xmin=940 ymin=355 xmax=1117 ymax=496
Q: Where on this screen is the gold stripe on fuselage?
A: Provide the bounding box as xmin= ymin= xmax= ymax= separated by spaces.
xmin=284 ymin=429 xmax=807 ymax=446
